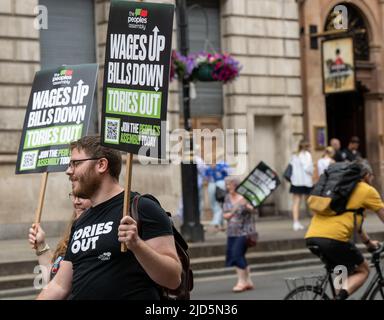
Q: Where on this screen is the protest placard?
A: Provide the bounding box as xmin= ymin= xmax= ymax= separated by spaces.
xmin=15 ymin=64 xmax=98 ymax=174
xmin=15 ymin=63 xmax=98 ymax=225
xmin=101 ymin=1 xmax=174 ymax=160
xmin=236 ymin=161 xmax=281 ymax=208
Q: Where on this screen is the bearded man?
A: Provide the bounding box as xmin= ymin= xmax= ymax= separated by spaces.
xmin=37 ymin=135 xmax=181 ymax=300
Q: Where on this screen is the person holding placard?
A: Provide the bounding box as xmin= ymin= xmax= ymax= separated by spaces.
xmin=223 ymin=177 xmax=256 ymax=293
xmin=28 ymin=193 xmax=91 ymax=284
xmin=37 ymin=135 xmax=181 ymax=300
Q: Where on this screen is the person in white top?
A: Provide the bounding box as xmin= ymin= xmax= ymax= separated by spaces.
xmin=289 ymin=140 xmax=314 ymax=231
xmin=317 ymin=146 xmax=335 ymax=177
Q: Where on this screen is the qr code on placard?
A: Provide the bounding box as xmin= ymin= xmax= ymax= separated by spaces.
xmin=20 ymin=150 xmax=38 ymax=171
xmin=105 ymin=118 xmax=120 ymax=144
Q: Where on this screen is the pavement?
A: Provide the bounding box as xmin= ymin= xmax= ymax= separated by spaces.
xmin=1 ymin=214 xmax=383 ymax=300
xmin=191 ymin=213 xmax=384 ymax=246
xmin=1 ymin=214 xmax=384 ymax=264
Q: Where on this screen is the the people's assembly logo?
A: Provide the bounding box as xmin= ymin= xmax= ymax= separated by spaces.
xmin=98 ymin=252 xmax=112 ymax=261
xmin=128 ymin=8 xmax=148 ymax=31
xmin=52 ymin=69 xmax=73 ymax=86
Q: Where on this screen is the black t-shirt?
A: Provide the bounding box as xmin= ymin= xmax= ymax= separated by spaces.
xmin=64 ymin=191 xmax=173 ymax=300
xmin=334 ymin=150 xmax=344 ymax=162
xmin=340 ymin=148 xmax=362 ymax=162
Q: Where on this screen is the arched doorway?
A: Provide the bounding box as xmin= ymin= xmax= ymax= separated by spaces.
xmin=324 ymin=3 xmax=370 ymax=154
xmin=326 ymin=82 xmax=367 ymax=156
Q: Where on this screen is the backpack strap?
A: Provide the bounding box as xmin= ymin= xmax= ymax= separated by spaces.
xmin=130 ymin=193 xmax=160 ymax=227
xmin=343 ymin=208 xmax=364 ymax=243
xmin=139 ymin=194 xmax=188 ymax=250
xmin=130 ymin=194 xmax=188 ymax=248
xmin=140 ymin=193 xmax=161 ymax=205
xmin=354 ymin=208 xmax=365 ymax=237
xmin=129 ymin=194 xmax=142 ymax=234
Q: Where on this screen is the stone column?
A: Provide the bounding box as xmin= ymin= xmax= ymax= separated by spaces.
xmin=365 ymin=94 xmax=384 ymax=193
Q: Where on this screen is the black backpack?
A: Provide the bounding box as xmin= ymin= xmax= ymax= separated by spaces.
xmin=130 ymin=193 xmax=193 ymax=300
xmin=308 ymin=161 xmax=363 ymax=215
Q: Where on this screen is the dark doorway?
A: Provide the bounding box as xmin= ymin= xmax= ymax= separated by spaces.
xmin=326 ymin=85 xmax=366 ymax=156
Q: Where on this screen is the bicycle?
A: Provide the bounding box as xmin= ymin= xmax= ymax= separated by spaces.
xmin=284 ymin=243 xmax=384 ymax=300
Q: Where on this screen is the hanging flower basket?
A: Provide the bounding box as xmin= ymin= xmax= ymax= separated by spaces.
xmin=192 ymin=63 xmax=215 ymax=81
xmin=170 ymin=50 xmax=241 ymax=84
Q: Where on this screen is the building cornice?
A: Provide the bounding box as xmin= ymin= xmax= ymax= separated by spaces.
xmin=0 ymin=154 xmax=17 ymax=165
xmin=365 ymin=92 xmax=384 ymax=100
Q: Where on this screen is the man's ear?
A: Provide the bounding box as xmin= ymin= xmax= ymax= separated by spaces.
xmin=97 ymin=158 xmax=109 ymax=174
xmin=363 ymin=173 xmax=372 ymax=184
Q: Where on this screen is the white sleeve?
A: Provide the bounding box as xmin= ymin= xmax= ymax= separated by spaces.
xmin=302 ymin=152 xmax=314 ymax=175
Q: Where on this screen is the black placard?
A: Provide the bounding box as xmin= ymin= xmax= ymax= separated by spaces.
xmin=236 ymin=161 xmax=281 ymax=208
xmin=15 ymin=64 xmax=98 ymax=174
xmin=101 ymin=1 xmax=174 ymax=159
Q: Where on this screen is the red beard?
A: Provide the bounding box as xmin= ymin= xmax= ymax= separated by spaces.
xmin=72 ymin=167 xmax=101 ymax=199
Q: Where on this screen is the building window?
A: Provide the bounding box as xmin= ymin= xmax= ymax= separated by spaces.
xmin=186 ymin=0 xmax=223 ymax=117
xmin=39 ymin=0 xmax=98 ymax=132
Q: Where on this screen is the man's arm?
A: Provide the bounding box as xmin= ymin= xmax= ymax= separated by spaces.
xmin=358 ymin=207 xmax=384 ymax=250
xmin=376 ymin=208 xmax=384 ymax=223
xmin=118 ymin=216 xmax=181 ymax=290
xmin=134 ymin=235 xmax=182 ymax=290
xmin=36 ymin=260 xmax=73 ymax=300
xmin=358 ymin=228 xmax=380 ymax=250
xmin=29 ymin=223 xmax=54 ymax=283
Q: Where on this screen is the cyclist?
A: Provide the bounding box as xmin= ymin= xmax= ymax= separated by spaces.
xmin=305 ymin=161 xmax=384 ymax=300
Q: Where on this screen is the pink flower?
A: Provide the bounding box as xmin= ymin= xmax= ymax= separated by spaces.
xmin=170 ymin=50 xmax=242 ymax=83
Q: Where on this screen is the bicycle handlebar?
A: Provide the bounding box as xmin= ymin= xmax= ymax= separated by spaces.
xmin=367 ymin=242 xmax=384 ymax=256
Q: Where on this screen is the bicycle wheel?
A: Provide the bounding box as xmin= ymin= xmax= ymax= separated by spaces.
xmin=369 ymin=285 xmax=384 ymax=300
xmin=284 ymin=285 xmax=330 ymax=300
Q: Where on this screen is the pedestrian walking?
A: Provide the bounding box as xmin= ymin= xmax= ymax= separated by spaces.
xmin=340 ymin=136 xmax=362 ymax=162
xmin=317 ymin=146 xmax=335 ymax=176
xmin=223 ymin=177 xmax=255 ymax=293
xmin=289 ymin=140 xmax=314 ymax=231
xmin=330 ymin=138 xmax=343 ymax=162
xmin=205 ymin=151 xmax=230 ymax=231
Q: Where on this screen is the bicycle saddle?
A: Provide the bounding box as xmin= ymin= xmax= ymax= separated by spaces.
xmin=307 ymin=245 xmax=321 ymax=256
xmin=307 ymin=245 xmax=334 ymax=271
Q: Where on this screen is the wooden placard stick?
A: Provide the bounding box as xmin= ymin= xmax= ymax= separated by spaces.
xmin=33 ymin=171 xmax=49 ymax=248
xmin=121 ymin=153 xmax=133 ymax=252
xmin=34 ymin=172 xmax=49 ymax=224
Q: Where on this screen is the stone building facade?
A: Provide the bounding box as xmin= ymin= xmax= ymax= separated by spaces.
xmin=0 ymin=0 xmax=306 ymax=238
xmin=300 ymin=0 xmax=384 ymax=193
xmin=221 ymin=0 xmax=303 ymax=215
